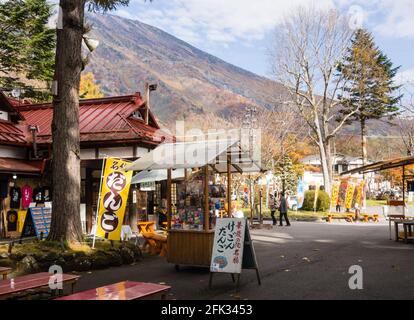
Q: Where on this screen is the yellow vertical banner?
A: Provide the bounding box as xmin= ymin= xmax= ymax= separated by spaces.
xmin=96 ymin=158 xmax=133 ymax=241
xmin=344 ymin=183 xmax=355 ymax=210
xmin=331 ymin=181 xmax=340 ymax=207
xmin=355 ymin=181 xmax=365 ymax=207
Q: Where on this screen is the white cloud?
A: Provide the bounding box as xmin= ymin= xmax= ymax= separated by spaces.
xmin=397 ymin=68 xmax=414 ymax=85
xmin=335 ymin=0 xmax=414 ymax=38
xmin=124 ymin=0 xmax=334 ymax=46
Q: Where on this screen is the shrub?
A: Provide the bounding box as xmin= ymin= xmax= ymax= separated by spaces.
xmin=302 ymin=191 xmax=316 ymax=211
xmin=302 ymin=190 xmax=330 ymax=212
xmin=316 ymin=191 xmax=330 ymax=212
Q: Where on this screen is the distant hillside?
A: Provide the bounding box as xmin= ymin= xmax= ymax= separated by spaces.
xmin=85 ymin=13 xmax=398 ymax=139
xmin=85 ymin=13 xmax=285 ymax=125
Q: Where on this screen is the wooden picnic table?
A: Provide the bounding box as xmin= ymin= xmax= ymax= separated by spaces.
xmin=55 ymin=281 xmax=171 ymax=300
xmin=0 ymin=272 xmax=80 ymax=300
xmin=0 ymin=267 xmax=12 ymax=280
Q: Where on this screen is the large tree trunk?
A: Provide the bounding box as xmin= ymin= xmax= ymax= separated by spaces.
xmin=317 ymin=138 xmax=332 ymax=195
xmin=48 ymin=0 xmax=84 ymax=243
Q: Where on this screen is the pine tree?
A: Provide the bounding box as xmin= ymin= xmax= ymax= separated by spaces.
xmin=274 ymin=154 xmax=299 ymax=194
xmin=337 ymin=29 xmax=402 ymax=164
xmin=0 ymin=0 xmax=55 ymax=99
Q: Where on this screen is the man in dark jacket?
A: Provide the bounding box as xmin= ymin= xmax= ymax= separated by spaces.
xmin=279 ymin=192 xmax=291 ymax=226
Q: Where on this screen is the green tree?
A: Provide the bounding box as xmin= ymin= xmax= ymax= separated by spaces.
xmin=337 ymin=29 xmax=402 ymax=165
xmin=0 ymin=0 xmax=55 ymax=99
xmin=49 ymin=0 xmax=131 ymax=243
xmin=274 ymin=154 xmax=299 ymax=194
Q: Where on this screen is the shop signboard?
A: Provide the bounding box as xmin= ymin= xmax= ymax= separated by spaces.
xmin=20 ymin=207 xmax=52 ymax=239
xmin=140 ymin=181 xmax=156 ymax=191
xmin=210 ymin=218 xmax=261 ymax=287
xmin=95 ymin=158 xmax=133 ymax=241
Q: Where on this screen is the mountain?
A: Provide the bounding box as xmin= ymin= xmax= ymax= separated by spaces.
xmin=85 ymin=13 xmax=397 ymax=141
xmin=85 ymin=13 xmax=284 ymax=125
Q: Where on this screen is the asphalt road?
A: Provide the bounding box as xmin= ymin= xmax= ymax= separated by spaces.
xmin=75 ymin=222 xmax=414 ymax=300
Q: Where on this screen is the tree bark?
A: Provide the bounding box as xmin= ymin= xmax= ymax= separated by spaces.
xmin=48 ymin=0 xmax=84 ymax=243
xmin=361 ymin=118 xmax=368 ymax=166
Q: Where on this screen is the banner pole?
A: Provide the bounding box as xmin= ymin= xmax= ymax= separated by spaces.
xmin=92 ymin=157 xmax=107 ymax=249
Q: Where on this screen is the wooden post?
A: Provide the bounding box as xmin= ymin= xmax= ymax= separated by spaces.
xmin=167 ymin=168 xmax=172 ymax=230
xmin=204 ymin=166 xmax=209 ymax=231
xmin=85 ymin=168 xmax=93 ymax=233
xmin=227 ymin=154 xmax=232 ymax=217
xmin=403 ymin=165 xmax=406 ymax=216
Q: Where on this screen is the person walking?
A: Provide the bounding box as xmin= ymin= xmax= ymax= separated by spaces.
xmin=269 ymin=193 xmax=277 ymax=225
xmin=279 ymin=192 xmax=290 ymax=226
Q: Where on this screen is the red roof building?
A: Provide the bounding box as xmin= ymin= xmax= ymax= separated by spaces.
xmin=0 ymin=90 xmax=170 ymax=234
xmin=16 ymin=93 xmax=166 ymax=146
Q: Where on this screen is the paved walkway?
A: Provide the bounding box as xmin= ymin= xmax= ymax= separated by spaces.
xmin=75 ymin=222 xmax=414 ymax=300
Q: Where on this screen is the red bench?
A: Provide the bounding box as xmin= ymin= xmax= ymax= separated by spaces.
xmin=56 ymin=281 xmax=171 ymax=300
xmin=0 ymin=272 xmax=80 ymax=300
xmin=0 ymin=267 xmax=12 ymax=280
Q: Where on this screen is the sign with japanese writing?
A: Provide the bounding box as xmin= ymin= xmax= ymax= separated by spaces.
xmin=96 ymin=158 xmax=133 ymax=241
xmin=210 ymin=218 xmax=246 ymax=274
xmin=331 ymin=181 xmax=340 ymax=207
xmin=344 ymin=183 xmax=356 ymax=210
xmin=355 ymin=181 xmax=365 ymax=207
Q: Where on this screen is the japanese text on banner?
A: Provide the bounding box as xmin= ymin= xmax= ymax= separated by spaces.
xmin=96 ymin=158 xmax=133 ymax=240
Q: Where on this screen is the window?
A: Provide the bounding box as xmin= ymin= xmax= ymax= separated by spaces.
xmin=0 ymin=110 xmax=8 ymax=121
xmin=132 ymin=110 xmax=143 ymax=120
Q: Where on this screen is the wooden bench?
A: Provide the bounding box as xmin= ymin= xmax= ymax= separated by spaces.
xmin=0 ymin=267 xmax=11 ymax=280
xmin=362 ymin=214 xmax=380 ymax=223
xmin=142 ymin=232 xmax=168 ymax=256
xmin=0 ymin=272 xmax=80 ymax=300
xmin=55 ymin=281 xmax=170 ymax=300
xmin=327 ymin=213 xmax=354 ymax=223
xmin=138 ymin=221 xmax=156 ymax=234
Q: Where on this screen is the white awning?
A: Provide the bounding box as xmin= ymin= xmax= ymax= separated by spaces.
xmin=131 ymin=168 xmax=185 ymax=184
xmin=125 ymin=139 xmax=263 ymax=174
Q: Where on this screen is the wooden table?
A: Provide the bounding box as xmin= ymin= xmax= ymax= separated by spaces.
xmin=0 ymin=267 xmax=11 ymax=280
xmin=0 ymin=272 xmax=80 ymax=300
xmin=403 ymin=221 xmax=414 ymax=244
xmin=55 ymin=281 xmax=171 ymax=300
xmin=138 ymin=221 xmax=156 ymax=233
xmin=389 ymin=215 xmax=405 ymax=240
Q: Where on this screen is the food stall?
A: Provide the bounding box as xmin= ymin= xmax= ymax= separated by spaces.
xmin=125 ymin=139 xmax=262 ymax=268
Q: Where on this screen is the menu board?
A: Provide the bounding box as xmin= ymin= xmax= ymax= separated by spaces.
xmin=21 ymin=207 xmax=52 ymax=239
xmin=210 ymin=218 xmax=247 ymax=274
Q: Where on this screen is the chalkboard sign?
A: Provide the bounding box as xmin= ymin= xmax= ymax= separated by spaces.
xmin=209 ymin=218 xmax=260 ymax=288
xmin=20 ymin=207 xmax=52 ymax=239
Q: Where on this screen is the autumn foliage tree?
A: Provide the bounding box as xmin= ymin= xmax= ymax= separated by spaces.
xmin=80 ymin=72 xmax=103 ymax=99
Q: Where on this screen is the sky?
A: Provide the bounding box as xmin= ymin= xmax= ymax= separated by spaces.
xmin=113 ymin=0 xmax=414 ymax=84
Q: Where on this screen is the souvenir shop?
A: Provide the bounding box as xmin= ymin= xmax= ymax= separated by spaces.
xmin=0 ymin=160 xmax=49 ymax=239
xmin=126 ymin=138 xmax=263 ymax=268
